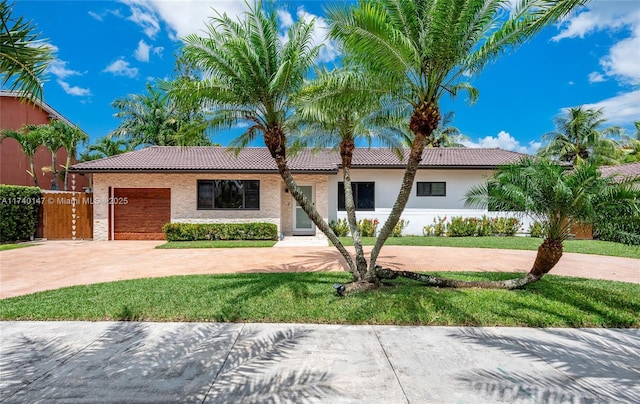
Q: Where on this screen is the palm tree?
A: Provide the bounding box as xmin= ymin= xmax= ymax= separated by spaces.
xmin=0 ymin=0 xmax=53 ymax=100
xmin=537 ymin=106 xmax=623 ymax=165
xmin=294 ymin=67 xmax=406 ymax=280
xmin=327 ymin=0 xmax=590 ymax=288
xmin=168 ymin=1 xmax=359 ymax=274
xmin=38 ymin=123 xmax=63 ymax=190
xmin=87 ymin=136 xmax=130 ymax=158
xmin=0 ymin=124 xmax=43 ymax=186
xmin=52 ymin=121 xmax=88 ymax=191
xmin=448 ymin=158 xmax=640 ymax=288
xmin=111 ymin=83 xmax=212 ymax=148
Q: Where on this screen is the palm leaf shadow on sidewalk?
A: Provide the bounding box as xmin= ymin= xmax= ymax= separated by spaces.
xmin=452 ymin=328 xmax=640 ymax=403
xmin=1 ymin=322 xmax=337 ymax=403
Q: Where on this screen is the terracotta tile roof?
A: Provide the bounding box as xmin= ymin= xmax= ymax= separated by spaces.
xmin=69 ymin=146 xmax=527 ymax=173
xmin=599 ymin=162 xmax=640 ymax=180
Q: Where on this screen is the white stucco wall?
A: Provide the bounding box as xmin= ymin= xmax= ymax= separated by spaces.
xmin=92 ymin=172 xmax=331 ymax=241
xmin=328 ymin=168 xmax=533 ymax=235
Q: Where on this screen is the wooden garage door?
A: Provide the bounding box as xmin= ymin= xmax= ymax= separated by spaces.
xmin=113 ymin=188 xmax=170 ymax=240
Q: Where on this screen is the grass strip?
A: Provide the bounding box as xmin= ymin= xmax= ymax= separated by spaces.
xmin=338 ymin=237 xmax=640 ymax=259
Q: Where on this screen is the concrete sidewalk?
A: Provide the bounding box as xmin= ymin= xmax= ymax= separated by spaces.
xmin=1 ymin=322 xmax=638 ymax=403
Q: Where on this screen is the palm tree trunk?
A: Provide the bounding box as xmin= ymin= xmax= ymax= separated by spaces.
xmin=340 ymin=140 xmax=367 ymax=281
xmin=271 ymin=152 xmax=357 ymax=275
xmin=29 ymin=158 xmax=39 ymax=187
xmin=367 ymin=101 xmax=440 ymax=278
xmin=350 ymin=238 xmax=563 ymax=292
xmin=63 ymin=155 xmax=71 ymax=191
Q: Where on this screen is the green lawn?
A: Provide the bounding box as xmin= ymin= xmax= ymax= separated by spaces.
xmin=0 ymin=243 xmax=36 ymax=252
xmin=1 ymin=272 xmax=638 ymax=327
xmin=338 ymin=237 xmax=640 ymax=259
xmin=156 ymin=240 xmax=277 ymax=249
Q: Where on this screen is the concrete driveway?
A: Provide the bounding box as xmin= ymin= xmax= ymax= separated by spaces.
xmin=0 ymin=240 xmax=638 ymax=299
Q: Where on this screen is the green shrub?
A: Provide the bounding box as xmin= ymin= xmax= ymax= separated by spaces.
xmin=0 ymin=185 xmax=41 ymax=242
xmin=357 ymin=218 xmax=379 ymax=237
xmin=448 ymin=217 xmax=478 ymax=237
xmin=329 ymin=218 xmax=350 ymax=237
xmin=491 ymin=217 xmax=521 ymax=236
xmin=424 ymin=216 xmax=447 ymax=237
xmin=529 ymin=221 xmax=544 ymax=238
xmin=391 ymin=219 xmax=409 ymax=237
xmin=163 ymin=222 xmax=278 ymax=242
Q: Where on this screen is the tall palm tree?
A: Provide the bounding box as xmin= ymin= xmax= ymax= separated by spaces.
xmin=52 ymin=121 xmax=88 ymax=190
xmin=537 ymin=106 xmax=623 ymax=165
xmin=295 ymin=67 xmax=406 ymax=280
xmin=0 ymin=124 xmax=43 ymax=186
xmin=327 ymin=0 xmax=590 ymax=286
xmin=0 ymin=0 xmax=53 ymax=100
xmin=111 ymin=83 xmax=212 ymax=148
xmin=168 ymin=1 xmax=359 ymax=274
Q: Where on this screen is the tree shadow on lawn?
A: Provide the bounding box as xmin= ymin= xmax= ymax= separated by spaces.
xmin=1 ymin=322 xmax=339 ymax=403
xmin=451 ymin=327 xmax=640 ymax=403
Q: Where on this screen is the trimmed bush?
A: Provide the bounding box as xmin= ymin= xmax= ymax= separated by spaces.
xmin=329 ymin=218 xmax=350 ymax=237
xmin=0 ymin=185 xmax=41 ymax=242
xmin=163 ymin=222 xmax=278 ymax=242
xmin=357 ymin=218 xmax=379 ymax=237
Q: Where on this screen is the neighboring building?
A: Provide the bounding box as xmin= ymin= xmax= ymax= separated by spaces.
xmin=70 ymin=146 xmax=528 ymax=240
xmin=600 ymin=162 xmax=640 ymax=186
xmin=0 ymin=91 xmax=88 ymax=190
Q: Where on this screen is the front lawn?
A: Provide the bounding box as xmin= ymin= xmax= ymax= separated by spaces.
xmin=338 ymin=237 xmax=640 ymax=259
xmin=156 ymin=240 xmax=277 ymax=249
xmin=1 ymin=272 xmax=638 ymax=327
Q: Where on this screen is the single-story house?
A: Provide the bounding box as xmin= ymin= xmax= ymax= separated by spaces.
xmin=69 ymin=146 xmax=529 ymax=240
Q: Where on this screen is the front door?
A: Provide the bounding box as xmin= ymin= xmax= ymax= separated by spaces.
xmin=293 ymin=185 xmax=315 ymax=235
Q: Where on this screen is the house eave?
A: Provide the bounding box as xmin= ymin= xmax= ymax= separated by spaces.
xmin=68 ymin=168 xmax=338 ymax=175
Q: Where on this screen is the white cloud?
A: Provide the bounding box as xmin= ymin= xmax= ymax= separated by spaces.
xmin=588 ymin=71 xmax=605 ymax=83
xmin=133 ymin=39 xmax=162 ymax=62
xmin=568 ymin=81 xmax=575 ymax=85
xmin=88 ymin=10 xmax=103 ymax=21
xmin=119 ymin=0 xmax=161 ymax=39
xmin=103 ymin=59 xmax=139 ymax=78
xmin=600 ymin=31 xmax=640 ymax=85
xmin=583 ymin=89 xmax=640 ymax=127
xmin=552 ymin=1 xmax=640 ymax=86
xmin=134 ymin=39 xmax=152 ymax=62
xmin=462 ymin=131 xmax=541 ymax=155
xmin=141 ymin=0 xmax=248 ymax=41
xmin=57 ymin=80 xmax=91 ymax=97
xmin=277 ymin=9 xmax=294 ymax=29
xmin=47 ymin=60 xmax=80 ymax=79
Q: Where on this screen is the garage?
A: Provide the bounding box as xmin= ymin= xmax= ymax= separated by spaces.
xmin=111 ymin=188 xmax=171 ymax=240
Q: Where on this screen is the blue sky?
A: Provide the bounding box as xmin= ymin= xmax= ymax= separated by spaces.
xmin=9 ymin=0 xmax=640 ymax=154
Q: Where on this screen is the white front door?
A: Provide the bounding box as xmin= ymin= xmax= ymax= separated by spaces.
xmin=293 ymin=185 xmax=315 ymax=235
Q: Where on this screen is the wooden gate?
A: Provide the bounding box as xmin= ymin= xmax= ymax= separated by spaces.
xmin=37 ymin=191 xmax=93 ymax=239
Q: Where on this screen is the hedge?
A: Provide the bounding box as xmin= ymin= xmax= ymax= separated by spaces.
xmin=163 ymin=222 xmax=278 ymax=242
xmin=0 ymin=185 xmax=41 ymax=242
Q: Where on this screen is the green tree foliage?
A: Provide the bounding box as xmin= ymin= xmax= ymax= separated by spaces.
xmin=327 ymin=0 xmax=591 ymax=289
xmin=537 ymin=106 xmax=623 ymax=166
xmin=110 ymin=83 xmax=212 ymax=148
xmin=465 ymin=158 xmax=640 ymax=285
xmin=0 ymin=124 xmax=43 ymax=186
xmin=0 ymin=0 xmax=53 ymax=100
xmin=167 ymin=1 xmax=362 ymax=273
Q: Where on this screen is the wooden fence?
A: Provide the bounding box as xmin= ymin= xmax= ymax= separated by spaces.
xmin=37 ymin=191 xmax=93 ymax=240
